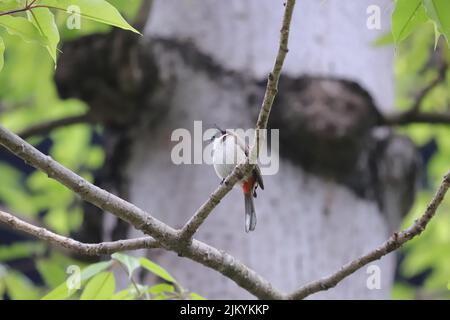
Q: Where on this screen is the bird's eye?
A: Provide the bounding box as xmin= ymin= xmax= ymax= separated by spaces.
xmin=210 ymin=135 xmax=215 ymax=142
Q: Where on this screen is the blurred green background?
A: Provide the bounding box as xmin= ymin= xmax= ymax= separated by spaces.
xmin=391 ymin=21 xmax=450 ymax=299
xmin=0 ymin=1 xmax=449 ymax=299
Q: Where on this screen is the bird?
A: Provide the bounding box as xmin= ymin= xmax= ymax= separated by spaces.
xmin=210 ymin=126 xmax=264 ymax=232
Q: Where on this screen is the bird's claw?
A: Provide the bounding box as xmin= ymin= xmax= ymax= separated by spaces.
xmin=220 ymin=178 xmax=229 ymax=187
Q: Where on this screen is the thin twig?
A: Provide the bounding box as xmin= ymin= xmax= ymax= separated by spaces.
xmin=1 ymin=0 xmax=445 ymax=301
xmin=18 ymin=114 xmax=92 ymax=139
xmin=256 ymin=0 xmax=296 ymax=132
xmin=384 ymin=56 xmax=448 ymax=126
xmin=116 ymin=262 xmax=143 ymax=298
xmin=0 ymin=0 xmax=38 ymax=17
xmin=0 ymin=0 xmax=299 ymax=296
xmin=178 ymin=0 xmax=297 ymax=242
xmin=0 ymin=4 xmax=66 ymax=17
xmin=287 ymin=171 xmax=450 ymax=299
xmin=411 ymin=62 xmax=447 ymax=113
xmin=0 ymin=210 xmax=159 ymax=255
xmin=0 ymin=7 xmax=31 ymax=17
xmin=384 ymin=111 xmax=450 ymax=125
xmin=0 ymin=124 xmax=284 ymax=299
xmin=0 ymin=0 xmax=291 ymax=301
xmin=0 ymin=124 xmax=178 ymax=242
xmin=177 ymin=165 xmax=247 ymax=242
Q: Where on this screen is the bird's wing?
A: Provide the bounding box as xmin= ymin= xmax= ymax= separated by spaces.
xmin=253 ymin=165 xmax=264 ymax=190
xmin=227 ymin=131 xmax=264 ymax=190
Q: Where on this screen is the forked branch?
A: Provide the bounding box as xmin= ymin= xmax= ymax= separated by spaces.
xmin=0 ymin=0 xmax=448 ymax=300
xmin=0 ymin=210 xmax=159 ymax=255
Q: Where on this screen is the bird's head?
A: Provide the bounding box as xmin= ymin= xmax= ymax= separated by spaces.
xmin=210 ymin=124 xmax=227 ymax=142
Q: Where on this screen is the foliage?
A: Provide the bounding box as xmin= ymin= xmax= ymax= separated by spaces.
xmin=0 ymin=0 xmax=140 ymax=70
xmin=0 ymin=0 xmax=143 ymax=234
xmin=0 ymin=250 xmax=204 ymax=300
xmin=390 ymin=1 xmax=450 ymax=299
xmin=392 ymin=0 xmax=450 ymax=47
xmin=0 ymin=0 xmax=178 ymax=301
xmin=61 ymin=253 xmax=204 ymax=300
xmin=0 ymin=0 xmax=205 ymax=301
xmin=0 ymin=0 xmax=449 ymax=301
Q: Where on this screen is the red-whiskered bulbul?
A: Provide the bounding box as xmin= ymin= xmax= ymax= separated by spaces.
xmin=211 ymin=127 xmax=264 ymax=232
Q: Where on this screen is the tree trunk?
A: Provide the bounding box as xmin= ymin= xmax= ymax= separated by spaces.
xmin=56 ymin=0 xmax=420 ymax=299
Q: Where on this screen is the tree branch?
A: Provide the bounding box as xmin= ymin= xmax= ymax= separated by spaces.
xmin=287 ymin=171 xmax=450 ymax=299
xmin=1 ymin=118 xmax=448 ymax=299
xmin=0 ymin=210 xmax=159 ymax=255
xmin=384 ymin=110 xmax=450 ymax=125
xmin=410 ymin=61 xmax=447 ymax=113
xmin=0 ymin=124 xmax=284 ymax=299
xmin=18 ymin=114 xmax=92 ymax=139
xmin=384 ymin=52 xmax=448 ymax=126
xmin=0 ymin=124 xmax=178 ymax=243
xmin=2 ymin=0 xmax=445 ymax=301
xmin=178 ymin=0 xmax=297 ymax=242
xmin=0 ymin=1 xmax=44 ymax=17
xmin=0 ymin=1 xmax=297 ymax=299
xmin=178 ymin=165 xmax=247 ymax=242
xmin=132 ymin=0 xmax=153 ymax=33
xmin=256 ymin=0 xmax=296 ymax=132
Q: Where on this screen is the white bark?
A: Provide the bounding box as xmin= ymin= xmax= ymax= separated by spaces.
xmin=146 ymin=0 xmax=394 ymax=111
xmin=124 ymin=0 xmax=398 ymax=298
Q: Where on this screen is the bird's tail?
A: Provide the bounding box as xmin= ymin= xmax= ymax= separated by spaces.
xmin=244 ymin=192 xmax=257 ymax=232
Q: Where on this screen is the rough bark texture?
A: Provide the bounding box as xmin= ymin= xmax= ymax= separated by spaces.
xmin=55 ymin=0 xmax=420 ymax=299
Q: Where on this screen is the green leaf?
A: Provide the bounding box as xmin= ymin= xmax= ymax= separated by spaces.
xmin=432 ymin=22 xmax=441 ymax=49
xmin=42 ymin=261 xmax=112 ymax=300
xmin=111 ymin=252 xmax=140 ymax=278
xmin=0 ymin=36 xmax=4 ymax=72
xmin=147 ymin=283 xmax=175 ymax=295
xmin=0 ymin=279 xmax=5 ymax=298
xmin=0 ymin=164 xmax=36 ymax=215
xmin=0 ymin=15 xmax=48 ymax=45
xmin=391 ymin=283 xmax=416 ymax=300
xmin=139 ymin=257 xmax=177 ymax=283
xmin=36 ymin=259 xmax=67 ymax=288
xmin=27 ymin=7 xmax=60 ymax=63
xmin=423 ymin=0 xmax=450 ymax=46
xmin=4 ymin=271 xmax=40 ymax=300
xmin=190 ymin=292 xmax=207 ymax=300
xmin=0 ymin=0 xmax=25 ymax=12
xmin=41 ymin=281 xmax=70 ymax=300
xmin=111 ymin=288 xmax=135 ymax=300
xmin=38 ymin=0 xmax=140 ymax=34
xmin=80 ymin=271 xmax=115 ymax=300
xmin=373 ymin=32 xmax=394 ymax=47
xmin=0 ymin=242 xmax=45 ymax=262
xmin=146 ymin=283 xmax=177 ymax=300
xmin=80 ymin=260 xmax=112 ymax=281
xmin=107 ymin=0 xmax=142 ymax=20
xmin=130 ymin=283 xmax=148 ymax=297
xmin=392 ymin=0 xmax=427 ymax=44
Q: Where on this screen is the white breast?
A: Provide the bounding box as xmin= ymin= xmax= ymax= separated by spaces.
xmin=212 ymin=134 xmax=247 ymax=185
